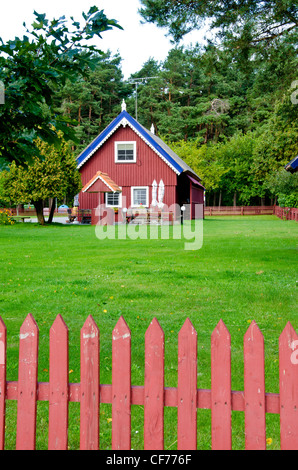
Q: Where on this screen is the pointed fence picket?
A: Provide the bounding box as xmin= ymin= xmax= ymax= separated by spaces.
xmin=244 ymin=321 xmax=266 ymax=450
xmin=144 ymin=318 xmax=164 ymax=450
xmin=177 ymin=318 xmax=197 ymax=450
xmin=211 ymin=319 xmax=231 ymax=450
xmin=48 ymin=314 xmax=69 ymax=450
xmin=112 ymin=316 xmax=131 ymax=450
xmin=80 ymin=315 xmax=100 ymax=450
xmin=0 ymin=317 xmax=6 ymax=450
xmin=16 ymin=314 xmax=38 ymax=450
xmin=279 ymin=322 xmax=298 ymax=450
xmin=0 ymin=313 xmax=297 ymax=450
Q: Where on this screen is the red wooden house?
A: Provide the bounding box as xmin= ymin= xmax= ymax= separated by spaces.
xmin=77 ymin=101 xmax=204 ymax=223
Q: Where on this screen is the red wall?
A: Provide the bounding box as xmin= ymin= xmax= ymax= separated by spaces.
xmin=191 ymin=184 xmax=204 ymax=219
xmin=79 ymin=125 xmax=177 ymax=210
xmin=192 ymin=185 xmax=204 ymax=204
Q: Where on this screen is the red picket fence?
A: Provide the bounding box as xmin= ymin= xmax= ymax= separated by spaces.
xmin=273 ymin=206 xmax=298 ymax=221
xmin=0 ymin=314 xmax=298 ymax=450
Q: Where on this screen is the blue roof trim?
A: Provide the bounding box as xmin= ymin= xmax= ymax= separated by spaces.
xmin=125 ymin=112 xmax=184 ymax=173
xmin=76 ymin=110 xmax=184 ymax=174
xmin=76 ymin=112 xmax=126 ymax=167
xmin=287 ymin=155 xmax=298 ymax=170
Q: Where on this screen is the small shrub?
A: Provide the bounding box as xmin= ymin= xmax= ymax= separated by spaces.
xmin=278 ymin=193 xmax=298 ymax=208
xmin=0 ymin=208 xmax=15 ymax=225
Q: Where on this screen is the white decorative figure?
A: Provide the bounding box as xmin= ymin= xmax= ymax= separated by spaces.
xmin=151 ymin=180 xmax=158 ymax=207
xmin=121 ymin=99 xmax=127 ymax=111
xmin=158 ymin=179 xmax=165 ymax=209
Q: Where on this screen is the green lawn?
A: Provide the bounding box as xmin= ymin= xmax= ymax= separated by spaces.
xmin=0 ymin=216 xmax=297 ymax=449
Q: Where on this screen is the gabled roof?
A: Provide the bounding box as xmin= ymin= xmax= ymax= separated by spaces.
xmin=285 ymin=155 xmax=298 ymax=173
xmin=76 ymin=109 xmax=201 ymax=181
xmin=82 ymin=171 xmax=121 ymax=193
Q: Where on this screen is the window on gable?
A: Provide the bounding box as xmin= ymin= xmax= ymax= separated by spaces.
xmin=115 ymin=142 xmax=136 ymax=162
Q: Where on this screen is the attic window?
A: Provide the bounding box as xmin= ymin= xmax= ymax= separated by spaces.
xmin=115 ymin=141 xmax=136 ymax=163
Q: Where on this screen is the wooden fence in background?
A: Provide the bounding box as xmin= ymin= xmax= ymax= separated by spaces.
xmin=273 ymin=206 xmax=298 ymax=221
xmin=205 ymin=205 xmax=298 ymax=220
xmin=205 ymin=206 xmax=274 ymax=216
xmin=3 ymin=206 xmax=297 ymax=221
xmin=0 ymin=314 xmax=297 ymax=450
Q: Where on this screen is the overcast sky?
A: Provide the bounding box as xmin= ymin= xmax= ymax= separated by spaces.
xmin=0 ymin=0 xmax=209 ymax=79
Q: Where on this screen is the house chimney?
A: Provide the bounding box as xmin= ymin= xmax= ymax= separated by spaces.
xmin=150 ymin=123 xmax=155 ymax=134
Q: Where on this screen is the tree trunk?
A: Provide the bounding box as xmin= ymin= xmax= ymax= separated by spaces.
xmin=219 ymin=190 xmax=222 ymax=207
xmin=33 ymin=200 xmax=45 ymax=225
xmin=47 ymin=198 xmax=56 ymax=224
xmin=233 ymin=192 xmax=237 ymax=207
xmin=16 ymin=204 xmax=23 ymax=216
xmin=213 ymin=192 xmax=216 ymax=207
xmin=204 ymin=125 xmax=208 ymax=144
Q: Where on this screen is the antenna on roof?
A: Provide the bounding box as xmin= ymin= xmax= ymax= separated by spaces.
xmin=127 ymin=76 xmax=158 ymax=121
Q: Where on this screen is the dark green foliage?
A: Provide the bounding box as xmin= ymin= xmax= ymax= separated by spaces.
xmin=54 ymin=51 xmax=131 ymax=155
xmin=0 ymin=7 xmax=122 ymax=165
xmin=125 ymin=33 xmax=297 ymax=205
xmin=139 ymin=0 xmax=298 ymax=45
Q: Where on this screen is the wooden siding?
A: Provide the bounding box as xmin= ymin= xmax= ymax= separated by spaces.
xmin=191 ymin=185 xmax=204 ymax=205
xmin=79 ymin=126 xmax=177 ymax=210
xmin=191 ymin=185 xmax=204 ymax=219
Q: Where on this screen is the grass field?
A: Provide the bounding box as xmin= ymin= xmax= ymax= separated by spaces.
xmin=0 ymin=215 xmax=297 ymax=449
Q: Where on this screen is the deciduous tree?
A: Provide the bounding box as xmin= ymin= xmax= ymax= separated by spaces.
xmin=0 ymin=7 xmax=122 ymax=165
xmin=0 ymin=133 xmax=82 ymax=225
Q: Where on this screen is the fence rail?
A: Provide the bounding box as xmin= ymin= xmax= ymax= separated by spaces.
xmin=2 ymin=206 xmax=297 ymax=221
xmin=205 ymin=206 xmax=274 ymax=216
xmin=273 ymin=206 xmax=298 ymax=221
xmin=0 ymin=314 xmax=298 ymax=450
xmin=205 ymin=205 xmax=298 ymax=220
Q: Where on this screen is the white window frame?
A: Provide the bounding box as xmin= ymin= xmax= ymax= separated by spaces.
xmin=115 ymin=141 xmax=136 ymax=163
xmin=131 ymin=186 xmax=149 ymax=207
xmin=105 ymin=191 xmax=122 ymax=208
